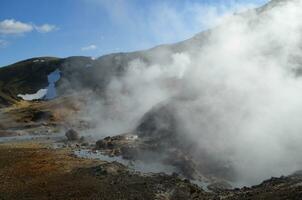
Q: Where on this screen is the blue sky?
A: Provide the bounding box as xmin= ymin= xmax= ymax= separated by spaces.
xmin=0 ymin=0 xmax=268 ymax=67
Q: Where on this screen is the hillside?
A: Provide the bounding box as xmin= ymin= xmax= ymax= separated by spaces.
xmin=1 ymin=0 xmax=302 ymax=199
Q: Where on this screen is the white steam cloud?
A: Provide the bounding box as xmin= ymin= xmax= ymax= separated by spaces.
xmin=80 ymin=0 xmax=302 ymax=186
xmin=174 ymin=0 xmax=302 ymax=186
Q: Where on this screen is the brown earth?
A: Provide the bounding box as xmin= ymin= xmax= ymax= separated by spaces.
xmin=1 ymin=139 xmax=302 ymax=200
xmin=1 ymin=98 xmax=302 ymax=200
xmin=0 ymin=95 xmax=86 ymax=137
xmin=0 ymin=141 xmax=103 ymax=200
xmin=0 ymin=140 xmax=214 ymax=200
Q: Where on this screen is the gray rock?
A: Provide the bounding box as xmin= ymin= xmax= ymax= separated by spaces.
xmin=65 ymin=129 xmax=80 ymax=141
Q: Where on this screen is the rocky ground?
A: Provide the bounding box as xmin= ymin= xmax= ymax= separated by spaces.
xmin=1 ymin=99 xmax=302 ymax=200
xmin=0 ymin=140 xmax=215 ymax=200
xmin=1 ymin=139 xmax=302 ymax=200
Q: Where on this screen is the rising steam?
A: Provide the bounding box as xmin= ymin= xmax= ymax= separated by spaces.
xmin=79 ymin=0 xmax=302 ymax=186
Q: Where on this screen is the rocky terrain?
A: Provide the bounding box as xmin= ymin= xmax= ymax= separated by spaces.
xmin=1 ymin=0 xmax=302 ymax=199
xmin=1 ymin=135 xmax=302 ymax=199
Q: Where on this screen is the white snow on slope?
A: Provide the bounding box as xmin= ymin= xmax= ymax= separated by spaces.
xmin=17 ymin=69 xmax=61 ymax=101
xmin=17 ymin=89 xmax=48 ymax=100
xmin=33 ymin=59 xmax=45 ymax=63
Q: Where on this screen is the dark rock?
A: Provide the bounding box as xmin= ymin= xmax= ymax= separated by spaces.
xmin=136 ymin=103 xmax=178 ymax=142
xmin=81 ymin=142 xmax=89 ymax=147
xmin=120 ymin=146 xmax=138 ymax=160
xmin=96 ymin=139 xmax=109 ymax=149
xmin=31 ymin=111 xmax=53 ymax=122
xmin=65 ymin=129 xmax=80 ymax=141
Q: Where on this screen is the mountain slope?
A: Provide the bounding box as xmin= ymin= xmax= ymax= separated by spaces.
xmin=0 ymin=0 xmax=293 ymax=107
xmin=1 ymin=0 xmax=302 ymax=198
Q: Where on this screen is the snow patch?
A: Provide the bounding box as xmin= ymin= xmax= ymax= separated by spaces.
xmin=33 ymin=59 xmax=45 ymax=63
xmin=17 ymin=69 xmax=61 ymax=101
xmin=17 ymin=89 xmax=48 ymax=100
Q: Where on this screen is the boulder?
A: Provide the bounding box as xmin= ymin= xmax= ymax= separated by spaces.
xmin=65 ymin=129 xmax=80 ymax=141
xmin=96 ymin=139 xmax=109 ymax=149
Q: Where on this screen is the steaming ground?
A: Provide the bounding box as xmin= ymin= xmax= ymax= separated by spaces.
xmin=76 ymin=0 xmax=302 ymax=186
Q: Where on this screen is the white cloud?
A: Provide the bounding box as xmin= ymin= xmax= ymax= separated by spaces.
xmin=35 ymin=24 xmax=57 ymax=33
xmin=0 ymin=19 xmax=33 ymax=34
xmin=81 ymin=44 xmax=97 ymax=51
xmin=0 ymin=19 xmax=57 ymax=35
